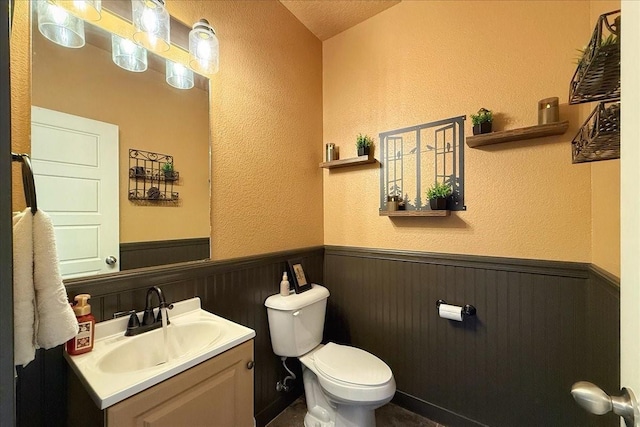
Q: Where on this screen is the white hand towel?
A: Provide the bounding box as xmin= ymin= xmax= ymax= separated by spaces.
xmin=12 ymin=209 xmax=36 ymax=366
xmin=32 ymin=210 xmax=78 ymax=349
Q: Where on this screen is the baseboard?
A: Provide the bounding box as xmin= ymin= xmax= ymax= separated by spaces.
xmin=393 ymin=391 xmax=489 ymax=427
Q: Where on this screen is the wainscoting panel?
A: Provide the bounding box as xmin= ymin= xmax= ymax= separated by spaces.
xmin=16 ymin=247 xmax=323 ymax=427
xmin=584 ymin=265 xmax=621 ymax=426
xmin=324 ymin=246 xmax=620 ymax=427
xmin=119 ymin=237 xmax=210 ymax=270
xmin=15 ymin=245 xmax=619 ymax=427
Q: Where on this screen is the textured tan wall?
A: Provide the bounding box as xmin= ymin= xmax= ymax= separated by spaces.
xmin=589 ymin=0 xmax=621 ymax=277
xmin=166 ymin=1 xmax=324 ymax=260
xmin=323 ymin=1 xmax=593 ymax=262
xmin=10 ymin=1 xmax=30 ymax=211
xmin=32 ymin=35 xmax=210 ymax=243
xmin=11 ymin=0 xmax=324 ymax=260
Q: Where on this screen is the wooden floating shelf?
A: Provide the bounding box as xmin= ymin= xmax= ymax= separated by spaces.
xmin=379 ymin=210 xmax=450 ymax=217
xmin=319 ymin=155 xmax=376 ymax=169
xmin=466 ymin=121 xmax=569 ymax=148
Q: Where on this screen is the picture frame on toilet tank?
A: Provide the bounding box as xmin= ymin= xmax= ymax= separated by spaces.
xmin=287 ymin=258 xmax=312 ymax=294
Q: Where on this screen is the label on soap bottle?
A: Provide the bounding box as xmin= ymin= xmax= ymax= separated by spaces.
xmin=74 ymin=320 xmax=93 ymax=350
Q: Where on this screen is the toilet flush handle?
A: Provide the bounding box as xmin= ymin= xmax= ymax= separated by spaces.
xmin=292 ymin=310 xmax=301 ymax=316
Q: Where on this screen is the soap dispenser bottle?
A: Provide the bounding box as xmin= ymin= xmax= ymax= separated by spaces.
xmin=280 ymin=272 xmax=290 ymax=296
xmin=66 ymin=294 xmax=95 ymax=355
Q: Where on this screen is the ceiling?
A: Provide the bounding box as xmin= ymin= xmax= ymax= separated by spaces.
xmin=279 ymin=0 xmax=401 ymax=41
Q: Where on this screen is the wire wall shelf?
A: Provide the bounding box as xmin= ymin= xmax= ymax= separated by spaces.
xmin=379 ymin=116 xmax=466 ymax=213
xmin=128 ymin=149 xmax=179 ymax=203
xmin=569 ymin=10 xmax=620 ymax=105
xmin=572 ymin=101 xmax=620 ymax=163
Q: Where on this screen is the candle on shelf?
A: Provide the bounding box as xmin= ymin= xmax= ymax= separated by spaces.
xmin=538 ymin=97 xmax=559 ymax=125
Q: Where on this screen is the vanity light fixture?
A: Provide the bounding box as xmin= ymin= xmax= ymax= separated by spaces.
xmin=111 ymin=34 xmax=148 ymax=72
xmin=37 ymin=0 xmax=86 ymax=48
xmin=189 ymin=19 xmax=219 ymax=75
xmin=132 ymin=0 xmax=170 ymax=53
xmin=51 ymin=0 xmax=102 ymax=22
xmin=166 ymin=59 xmax=194 ymax=90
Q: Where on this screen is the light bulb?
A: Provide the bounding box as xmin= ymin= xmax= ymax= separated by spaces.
xmin=51 ymin=4 xmax=69 ymax=25
xmin=120 ymin=38 xmax=136 ymax=55
xmin=141 ymin=7 xmax=158 ymax=32
xmin=197 ymin=39 xmax=211 ymax=61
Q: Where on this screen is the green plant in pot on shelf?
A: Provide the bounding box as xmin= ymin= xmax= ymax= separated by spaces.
xmin=470 ymin=108 xmax=493 ymax=135
xmin=356 ymin=133 xmax=374 ymax=157
xmin=426 ymin=182 xmax=452 ymax=210
xmin=162 ymin=162 xmax=174 ymax=180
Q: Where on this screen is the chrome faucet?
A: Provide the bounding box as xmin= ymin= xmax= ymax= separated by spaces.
xmin=123 ymin=286 xmax=173 ymax=336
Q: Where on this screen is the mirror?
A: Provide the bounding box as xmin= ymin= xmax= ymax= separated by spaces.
xmin=30 ymin=9 xmax=211 ymax=279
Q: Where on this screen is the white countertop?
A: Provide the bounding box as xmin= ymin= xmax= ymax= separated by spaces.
xmin=64 ymin=297 xmax=255 ymax=409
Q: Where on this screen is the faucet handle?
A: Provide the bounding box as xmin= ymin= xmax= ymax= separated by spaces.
xmin=155 ymin=303 xmax=174 ymax=323
xmin=113 ymin=309 xmax=136 ymax=319
xmin=142 ymin=308 xmax=155 ymax=326
xmin=127 ymin=312 xmax=141 ymax=329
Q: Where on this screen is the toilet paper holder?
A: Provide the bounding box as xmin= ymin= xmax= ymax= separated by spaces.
xmin=436 ymin=299 xmax=476 ymax=317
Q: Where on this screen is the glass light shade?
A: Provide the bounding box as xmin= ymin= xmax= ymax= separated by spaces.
xmin=132 ymin=0 xmax=170 ymax=53
xmin=51 ymin=0 xmax=101 ymax=22
xmin=37 ymin=0 xmax=85 ymax=48
xmin=166 ymin=60 xmax=194 ymax=90
xmin=111 ymin=34 xmax=148 ymax=72
xmin=189 ymin=19 xmax=219 ymax=75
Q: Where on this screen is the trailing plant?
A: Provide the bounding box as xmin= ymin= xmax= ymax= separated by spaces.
xmin=356 ymin=133 xmax=374 ymax=149
xmin=470 ymin=108 xmax=493 ymax=126
xmin=426 ymin=182 xmax=452 ymax=200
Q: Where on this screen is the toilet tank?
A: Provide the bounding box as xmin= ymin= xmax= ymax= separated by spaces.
xmin=264 ymin=284 xmax=330 ymax=357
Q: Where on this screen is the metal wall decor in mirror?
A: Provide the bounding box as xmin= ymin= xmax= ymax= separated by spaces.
xmin=128 ymin=149 xmax=179 ymax=202
xmin=29 ymin=2 xmax=212 ymax=280
xmin=379 ymin=116 xmax=466 ymax=212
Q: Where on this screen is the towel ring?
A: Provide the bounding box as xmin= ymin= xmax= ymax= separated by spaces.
xmin=11 ymin=152 xmax=37 ymax=214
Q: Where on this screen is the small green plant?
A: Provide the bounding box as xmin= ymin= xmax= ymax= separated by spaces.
xmin=356 ymin=133 xmax=374 ymax=149
xmin=426 ymin=182 xmax=452 ymax=200
xmin=470 ymin=108 xmax=493 ymax=126
xmin=162 ymin=162 xmax=173 ymax=173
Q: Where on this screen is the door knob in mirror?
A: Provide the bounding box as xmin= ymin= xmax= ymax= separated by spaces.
xmin=105 ymin=256 xmax=117 ymax=266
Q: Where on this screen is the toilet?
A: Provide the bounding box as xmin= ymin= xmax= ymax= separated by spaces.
xmin=265 ymin=284 xmax=396 ymax=427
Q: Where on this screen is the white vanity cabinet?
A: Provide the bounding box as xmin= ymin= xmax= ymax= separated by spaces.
xmin=68 ymin=340 xmax=254 ymax=427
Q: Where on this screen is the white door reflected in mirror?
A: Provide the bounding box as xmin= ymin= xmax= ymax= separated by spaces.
xmin=31 ymin=106 xmax=119 ymax=279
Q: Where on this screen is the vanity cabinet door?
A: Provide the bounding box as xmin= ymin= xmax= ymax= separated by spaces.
xmin=106 ymin=340 xmax=254 ymax=427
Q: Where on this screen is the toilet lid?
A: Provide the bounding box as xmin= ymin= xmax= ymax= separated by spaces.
xmin=313 ymin=343 xmax=392 ymax=386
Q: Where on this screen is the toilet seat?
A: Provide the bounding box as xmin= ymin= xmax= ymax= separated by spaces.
xmin=300 ymin=343 xmax=396 ymax=404
xmin=313 ymin=343 xmax=393 ymax=386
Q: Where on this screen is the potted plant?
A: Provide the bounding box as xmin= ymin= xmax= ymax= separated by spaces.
xmin=356 ymin=133 xmax=374 ymax=157
xmin=426 ymin=182 xmax=452 ymax=210
xmin=470 ymin=108 xmax=493 ymax=135
xmin=162 ymin=162 xmax=174 ymax=180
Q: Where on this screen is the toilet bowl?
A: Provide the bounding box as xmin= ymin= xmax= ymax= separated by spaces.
xmin=299 ymin=343 xmax=396 ymax=427
xmin=265 ymin=284 xmax=396 ymax=427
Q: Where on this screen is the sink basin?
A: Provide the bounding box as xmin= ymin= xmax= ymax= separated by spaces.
xmin=64 ymin=297 xmax=255 ymax=409
xmin=97 ymin=321 xmax=222 ymax=374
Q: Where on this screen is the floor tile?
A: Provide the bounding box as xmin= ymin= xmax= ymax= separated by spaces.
xmin=266 ymin=396 xmax=442 ymax=427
